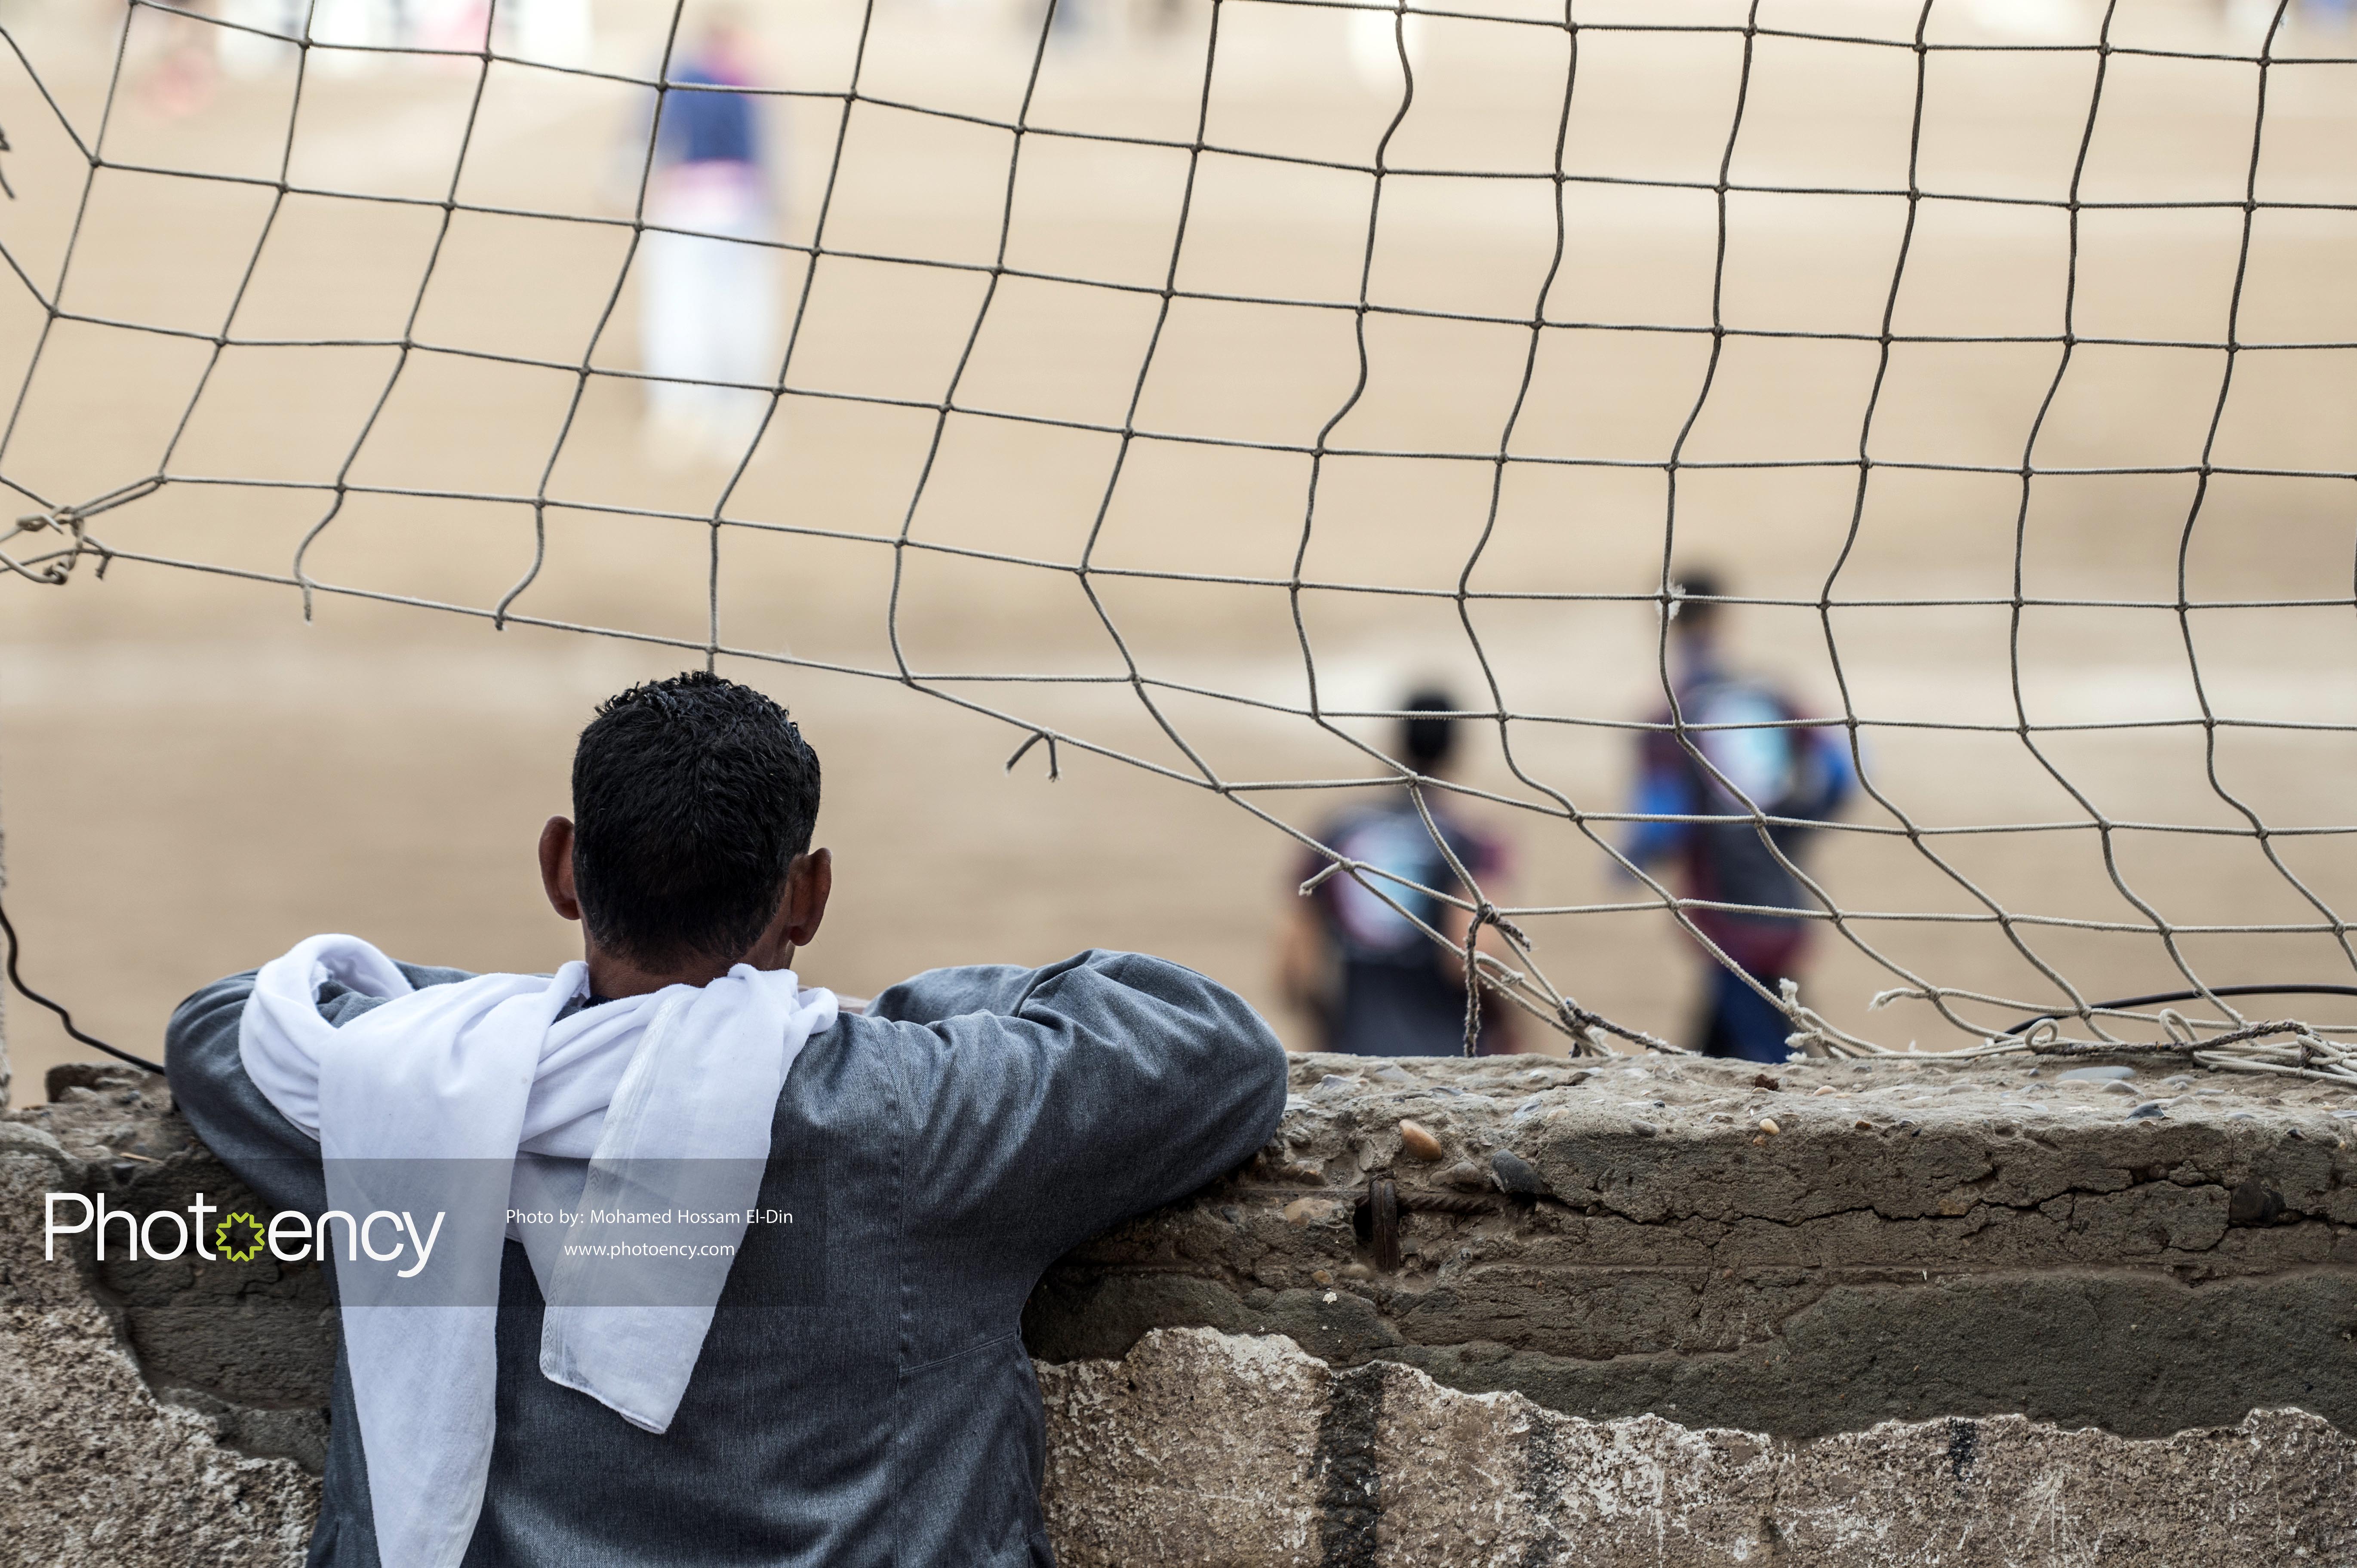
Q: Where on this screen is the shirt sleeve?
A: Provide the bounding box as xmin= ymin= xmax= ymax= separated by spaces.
xmin=871 ymin=950 xmax=1289 ymax=1265
xmin=165 ymin=961 xmax=476 ymax=1220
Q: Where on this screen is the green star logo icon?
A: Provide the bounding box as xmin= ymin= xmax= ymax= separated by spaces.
xmin=214 ymin=1211 xmax=265 ymax=1263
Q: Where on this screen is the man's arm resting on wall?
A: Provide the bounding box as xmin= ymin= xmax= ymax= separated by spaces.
xmin=876 ymin=949 xmax=1291 ymax=1262
xmin=164 ymin=961 xmax=475 ymax=1218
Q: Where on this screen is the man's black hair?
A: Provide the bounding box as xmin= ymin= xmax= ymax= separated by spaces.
xmin=571 ymin=670 xmax=821 ymax=967
xmin=1401 ymin=687 xmax=1457 ymax=773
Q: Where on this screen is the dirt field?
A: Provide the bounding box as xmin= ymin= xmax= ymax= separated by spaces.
xmin=4 ymin=0 xmax=2356 ymax=1098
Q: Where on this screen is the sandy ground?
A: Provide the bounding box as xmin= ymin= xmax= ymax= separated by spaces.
xmin=4 ymin=0 xmax=2357 ymax=1098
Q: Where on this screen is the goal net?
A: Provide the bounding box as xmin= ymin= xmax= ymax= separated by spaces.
xmin=3 ymin=0 xmax=2355 ymax=1075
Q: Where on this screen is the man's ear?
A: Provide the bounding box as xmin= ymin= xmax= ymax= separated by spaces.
xmin=540 ymin=816 xmax=583 ymax=922
xmin=784 ymin=847 xmax=832 ymax=947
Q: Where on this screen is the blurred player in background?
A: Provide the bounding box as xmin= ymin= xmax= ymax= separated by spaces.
xmin=1280 ymin=689 xmax=1519 ymax=1057
xmin=1623 ymin=570 xmax=1855 ymax=1063
xmin=211 ymin=0 xmax=593 ymax=79
xmin=636 ymin=12 xmax=779 ymax=468
xmin=138 ymin=0 xmax=218 ymax=114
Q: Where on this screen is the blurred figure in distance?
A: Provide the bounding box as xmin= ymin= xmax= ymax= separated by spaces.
xmin=636 ymin=13 xmax=778 ymax=469
xmin=1279 ymin=689 xmax=1520 ymax=1057
xmin=139 ymin=0 xmax=220 ymax=114
xmin=1623 ymin=570 xmax=1855 ymax=1063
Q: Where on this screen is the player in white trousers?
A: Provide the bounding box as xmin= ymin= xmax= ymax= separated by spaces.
xmin=637 ymin=18 xmax=778 ymax=469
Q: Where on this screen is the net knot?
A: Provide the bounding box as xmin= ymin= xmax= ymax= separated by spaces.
xmin=1456 ymin=902 xmax=1530 ymax=1057
xmin=0 ymin=478 xmax=156 ymax=586
xmin=1778 ymin=976 xmax=1888 ymax=1060
xmin=1 ymin=507 xmax=113 ymax=586
xmin=1551 ymin=996 xmax=1680 ymax=1058
xmin=1461 ymin=901 xmax=1502 ymax=1058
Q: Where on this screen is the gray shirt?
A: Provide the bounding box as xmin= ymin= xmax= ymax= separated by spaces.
xmin=165 ymin=950 xmax=1289 ymax=1567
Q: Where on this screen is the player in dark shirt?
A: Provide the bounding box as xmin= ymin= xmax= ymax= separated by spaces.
xmin=1624 ymin=572 xmax=1855 ymax=1062
xmin=1279 ymin=690 xmax=1517 ymax=1057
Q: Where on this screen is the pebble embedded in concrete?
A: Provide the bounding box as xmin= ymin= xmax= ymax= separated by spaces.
xmin=1396 ymin=1120 xmax=1443 ymax=1161
xmin=1489 ymin=1149 xmax=1548 ymax=1196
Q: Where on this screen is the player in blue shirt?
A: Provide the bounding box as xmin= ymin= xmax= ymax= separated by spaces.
xmin=1624 ymin=572 xmax=1855 ymax=1063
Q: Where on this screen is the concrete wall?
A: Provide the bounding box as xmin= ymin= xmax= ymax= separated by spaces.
xmin=6 ymin=1052 xmax=2355 ymax=1565
xmin=0 ymin=1114 xmax=317 ymax=1567
xmin=1028 ymin=1052 xmax=2357 ymax=1439
xmin=1041 ymin=1328 xmax=2357 ymax=1567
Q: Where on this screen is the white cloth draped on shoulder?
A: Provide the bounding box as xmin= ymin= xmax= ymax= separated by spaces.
xmin=238 ymin=933 xmax=837 ymax=1568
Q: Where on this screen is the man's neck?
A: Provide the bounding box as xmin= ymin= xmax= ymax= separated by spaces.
xmin=583 ymin=944 xmax=792 ymax=1000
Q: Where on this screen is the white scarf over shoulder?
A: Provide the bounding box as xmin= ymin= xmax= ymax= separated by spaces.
xmin=238 ymin=934 xmax=837 ymax=1568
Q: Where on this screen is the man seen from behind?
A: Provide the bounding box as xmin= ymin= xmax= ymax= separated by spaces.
xmin=166 ymin=671 xmax=1290 ymax=1567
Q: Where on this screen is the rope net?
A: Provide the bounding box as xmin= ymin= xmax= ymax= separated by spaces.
xmin=3 ymin=0 xmax=2356 ymax=1080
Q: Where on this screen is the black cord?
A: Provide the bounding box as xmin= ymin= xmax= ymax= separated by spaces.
xmin=0 ymin=887 xmax=164 ymax=1075
xmin=2003 ymin=984 xmax=2357 ymax=1038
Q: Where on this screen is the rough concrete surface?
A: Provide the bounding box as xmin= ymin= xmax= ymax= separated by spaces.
xmin=1028 ymin=1051 xmax=2357 ymax=1439
xmin=1041 ymin=1327 xmax=2357 ymax=1567
xmin=6 ymin=1053 xmax=2355 ymax=1565
xmin=13 ymin=1065 xmax=337 ymax=1471
xmin=0 ymin=1112 xmax=317 ymax=1568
